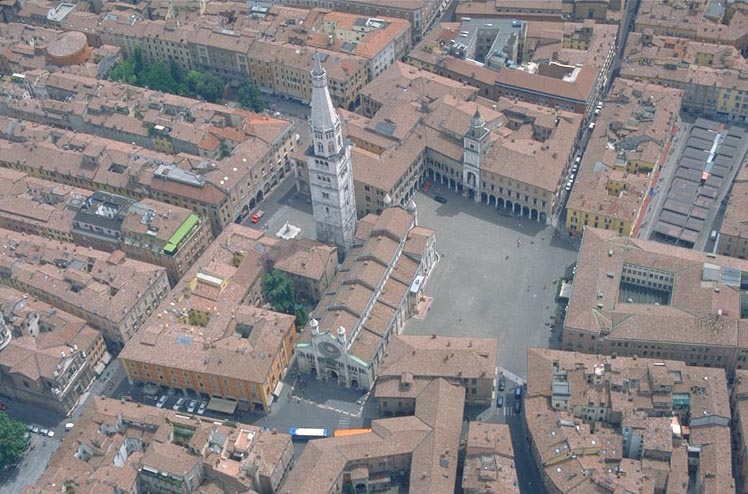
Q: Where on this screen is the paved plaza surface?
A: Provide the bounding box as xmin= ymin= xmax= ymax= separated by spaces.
xmin=259 ymin=179 xmax=579 ymax=380
xmin=406 ymin=187 xmax=580 ymax=380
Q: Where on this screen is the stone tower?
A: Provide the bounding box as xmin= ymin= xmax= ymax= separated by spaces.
xmin=463 ymin=109 xmax=489 ymax=201
xmin=307 ymin=52 xmax=357 ymax=257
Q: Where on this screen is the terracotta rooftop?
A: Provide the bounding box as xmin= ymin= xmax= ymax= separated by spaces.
xmin=281 ymin=378 xmax=464 ymax=494
xmin=566 ymin=227 xmax=748 ymax=349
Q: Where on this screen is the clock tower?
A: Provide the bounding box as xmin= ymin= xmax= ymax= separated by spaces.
xmin=308 ymin=52 xmax=357 ymax=258
xmin=463 ymin=109 xmax=489 ymax=201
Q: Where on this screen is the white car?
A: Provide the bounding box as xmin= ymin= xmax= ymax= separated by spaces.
xmin=197 ymin=401 xmax=208 ymax=415
xmin=173 ymin=397 xmax=186 ymax=411
xmin=156 ymin=395 xmax=168 ymax=409
xmin=65 ymin=423 xmax=74 ymax=431
xmin=46 ymin=430 xmax=55 ymax=438
xmin=187 ymin=400 xmax=197 ymax=413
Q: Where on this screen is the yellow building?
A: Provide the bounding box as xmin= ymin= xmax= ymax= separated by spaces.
xmin=119 ymin=224 xmax=298 ymax=413
xmin=565 ymin=80 xmax=681 ymax=237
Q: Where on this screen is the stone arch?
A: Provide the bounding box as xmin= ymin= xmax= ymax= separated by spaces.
xmin=498 ymin=197 xmax=505 ymax=208
xmin=522 ymin=206 xmax=530 ymax=217
xmin=466 ymin=171 xmax=477 ymax=187
xmin=531 ymin=209 xmax=539 ymax=221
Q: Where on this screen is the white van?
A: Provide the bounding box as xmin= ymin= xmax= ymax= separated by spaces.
xmin=710 ymin=230 xmax=718 ymax=241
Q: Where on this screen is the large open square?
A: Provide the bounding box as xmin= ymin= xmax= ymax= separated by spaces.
xmin=405 ymin=188 xmax=579 ymax=379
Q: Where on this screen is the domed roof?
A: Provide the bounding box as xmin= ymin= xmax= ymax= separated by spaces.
xmin=47 ymin=31 xmax=87 ymax=59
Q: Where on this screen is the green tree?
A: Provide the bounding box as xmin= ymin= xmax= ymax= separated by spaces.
xmin=140 ymin=62 xmax=178 ymax=93
xmin=0 ymin=412 xmax=28 ymax=469
xmin=196 ymin=72 xmax=225 ymax=103
xmin=185 ymin=69 xmax=203 ymax=94
xmin=294 ymin=305 xmax=309 ymax=329
xmin=235 ymin=81 xmax=265 ymax=112
xmin=108 ymin=59 xmax=137 ymax=85
xmin=263 ymin=270 xmax=296 ymax=314
xmin=132 ymin=46 xmax=144 ymax=75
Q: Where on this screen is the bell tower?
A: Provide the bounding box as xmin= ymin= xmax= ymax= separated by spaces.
xmin=308 ymin=52 xmax=357 ymax=257
xmin=463 ymin=109 xmax=489 ymax=201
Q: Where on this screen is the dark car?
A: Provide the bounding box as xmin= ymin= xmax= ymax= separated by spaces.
xmin=496 ymin=394 xmax=504 ymax=408
xmin=514 ymin=398 xmax=522 ymax=413
xmin=434 ymin=195 xmax=447 ymax=204
xmin=498 ymin=376 xmax=505 ymax=391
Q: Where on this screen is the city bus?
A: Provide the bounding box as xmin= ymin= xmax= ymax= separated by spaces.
xmin=288 ymin=427 xmax=329 ymax=441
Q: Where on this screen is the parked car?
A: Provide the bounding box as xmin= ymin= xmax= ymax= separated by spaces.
xmin=434 ymin=195 xmax=447 ymax=204
xmin=197 ymin=401 xmax=208 ymax=415
xmin=65 ymin=423 xmax=75 ymax=431
xmin=250 ymin=210 xmax=265 ymax=223
xmin=187 ymin=400 xmax=198 ymax=413
xmin=39 ymin=428 xmax=49 ymax=436
xmin=173 ymin=397 xmax=186 ymax=411
xmin=31 ymin=425 xmax=39 ymax=434
xmin=46 ymin=430 xmax=55 ymax=438
xmin=498 ymin=375 xmax=506 ymax=391
xmin=156 ymin=395 xmax=168 ymax=409
xmin=497 ymin=394 xmax=504 ymax=408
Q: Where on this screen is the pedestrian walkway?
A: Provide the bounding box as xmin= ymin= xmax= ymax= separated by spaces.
xmin=499 ymin=367 xmax=526 ymax=386
xmin=286 ymin=369 xmax=365 ymax=418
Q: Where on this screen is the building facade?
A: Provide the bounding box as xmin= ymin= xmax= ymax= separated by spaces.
xmin=0 ymin=286 xmax=109 ymax=415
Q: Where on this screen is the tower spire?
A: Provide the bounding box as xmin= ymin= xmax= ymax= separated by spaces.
xmin=309 ymin=52 xmax=339 ymax=144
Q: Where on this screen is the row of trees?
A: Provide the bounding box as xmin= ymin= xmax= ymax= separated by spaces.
xmin=263 ymin=270 xmax=309 ymax=329
xmin=108 ymin=47 xmax=265 ymax=111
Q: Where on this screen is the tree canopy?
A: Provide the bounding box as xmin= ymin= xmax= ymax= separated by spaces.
xmin=262 ymin=270 xmax=308 ymax=328
xmin=235 ymin=81 xmax=265 ymax=112
xmin=108 ymin=48 xmax=257 ymax=108
xmin=186 ymin=70 xmax=225 ymax=103
xmin=263 ymin=270 xmax=296 ymax=314
xmin=0 ymin=412 xmax=28 ymax=470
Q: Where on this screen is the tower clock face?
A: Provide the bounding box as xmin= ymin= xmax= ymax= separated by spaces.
xmin=319 ymin=341 xmax=341 ymax=359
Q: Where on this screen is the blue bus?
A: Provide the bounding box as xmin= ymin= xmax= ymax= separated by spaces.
xmin=288 ymin=427 xmax=329 ymax=441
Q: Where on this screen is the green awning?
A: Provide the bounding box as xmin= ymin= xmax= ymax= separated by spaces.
xmin=163 ymin=214 xmax=199 ymax=255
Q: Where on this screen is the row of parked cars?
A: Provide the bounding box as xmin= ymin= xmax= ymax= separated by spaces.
xmin=155 ymin=395 xmax=208 ymax=415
